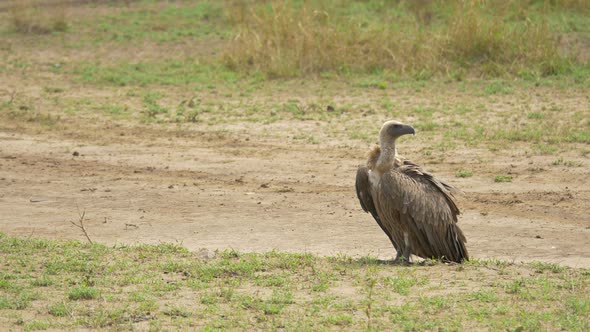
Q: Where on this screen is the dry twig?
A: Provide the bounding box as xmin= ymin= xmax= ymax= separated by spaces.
xmin=70 ymin=207 xmax=93 ymax=244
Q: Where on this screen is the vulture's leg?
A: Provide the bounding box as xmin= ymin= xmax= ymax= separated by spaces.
xmin=393 ymin=232 xmax=412 ymax=264
xmin=392 ymin=251 xmax=410 ymax=265
xmin=392 ymin=254 xmax=411 ymax=265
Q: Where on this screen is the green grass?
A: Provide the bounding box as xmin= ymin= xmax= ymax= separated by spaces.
xmin=0 ymin=233 xmax=588 ymax=331
xmin=74 ymin=60 xmax=239 ymax=88
xmin=90 ymin=2 xmax=228 ymax=43
xmin=456 ymin=170 xmax=474 ymax=178
xmin=483 ymin=81 xmax=513 ymax=95
xmin=494 ymin=175 xmax=513 ymax=183
xmin=23 ymin=320 xmax=52 ymax=331
xmin=68 ymin=286 xmax=98 ymax=300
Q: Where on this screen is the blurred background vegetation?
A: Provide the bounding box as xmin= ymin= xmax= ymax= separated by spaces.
xmin=2 ymin=0 xmax=589 ymax=81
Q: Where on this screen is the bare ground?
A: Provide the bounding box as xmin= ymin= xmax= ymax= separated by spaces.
xmin=1 ymin=119 xmax=588 ymax=268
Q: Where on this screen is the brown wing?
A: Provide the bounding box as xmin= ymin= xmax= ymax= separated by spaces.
xmin=379 ymin=161 xmax=468 ymax=262
xmin=355 ymin=166 xmax=399 ymax=251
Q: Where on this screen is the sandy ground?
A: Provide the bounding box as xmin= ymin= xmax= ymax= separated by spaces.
xmin=1 ymin=125 xmax=588 ymax=268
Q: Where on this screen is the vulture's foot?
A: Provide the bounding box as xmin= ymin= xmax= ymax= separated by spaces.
xmin=417 ymin=259 xmax=438 ymax=266
xmin=391 ymin=257 xmax=412 ymax=266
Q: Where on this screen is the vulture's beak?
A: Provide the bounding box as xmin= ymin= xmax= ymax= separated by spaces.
xmin=403 ymin=124 xmax=416 ymax=136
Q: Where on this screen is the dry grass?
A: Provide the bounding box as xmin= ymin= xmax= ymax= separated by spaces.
xmin=444 ymin=1 xmax=561 ymax=76
xmin=549 ymin=0 xmax=590 ymax=10
xmin=223 ymin=0 xmax=437 ymax=77
xmin=222 ymin=0 xmax=577 ymax=78
xmin=8 ymin=0 xmax=68 ymax=34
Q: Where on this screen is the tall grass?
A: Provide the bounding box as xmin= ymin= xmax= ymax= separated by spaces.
xmin=223 ymin=0 xmax=579 ymax=78
xmin=223 ymin=0 xmax=438 ymax=78
xmin=443 ymin=1 xmax=563 ymax=77
xmin=546 ymin=0 xmax=590 ymax=10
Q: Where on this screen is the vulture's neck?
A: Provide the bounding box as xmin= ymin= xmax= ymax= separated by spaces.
xmin=376 ymin=140 xmax=398 ymax=170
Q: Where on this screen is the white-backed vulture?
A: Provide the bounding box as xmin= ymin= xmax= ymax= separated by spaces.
xmin=355 ymin=120 xmax=468 ymax=263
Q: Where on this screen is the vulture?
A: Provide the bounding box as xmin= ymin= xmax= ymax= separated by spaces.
xmin=355 ymin=120 xmax=468 ymax=263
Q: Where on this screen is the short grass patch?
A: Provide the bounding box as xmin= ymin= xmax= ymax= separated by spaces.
xmin=494 ymin=175 xmax=513 ymax=183
xmin=456 ymin=170 xmax=473 ymax=178
xmin=67 ymin=286 xmax=98 ymax=301
xmin=0 ymin=233 xmax=588 ymax=330
xmin=74 ymin=60 xmax=239 ymax=88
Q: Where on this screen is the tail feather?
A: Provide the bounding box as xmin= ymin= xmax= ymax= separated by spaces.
xmin=447 ymin=224 xmax=469 ymax=263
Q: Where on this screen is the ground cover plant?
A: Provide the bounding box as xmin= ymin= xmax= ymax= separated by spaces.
xmin=0 ymin=0 xmax=589 ymax=330
xmin=0 ymin=233 xmax=588 ymax=330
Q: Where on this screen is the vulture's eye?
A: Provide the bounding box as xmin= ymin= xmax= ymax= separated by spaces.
xmin=393 ymin=124 xmax=401 ymax=129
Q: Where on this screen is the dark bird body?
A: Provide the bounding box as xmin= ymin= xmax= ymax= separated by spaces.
xmin=356 ymin=120 xmax=469 ymax=263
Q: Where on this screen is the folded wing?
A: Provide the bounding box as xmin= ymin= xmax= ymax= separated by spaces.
xmin=378 ymin=161 xmax=468 ymax=262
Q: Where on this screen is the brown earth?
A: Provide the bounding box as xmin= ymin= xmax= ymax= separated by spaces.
xmin=1 ymin=116 xmax=588 ymax=268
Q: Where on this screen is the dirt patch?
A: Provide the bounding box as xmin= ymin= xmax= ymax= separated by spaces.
xmin=1 ymin=125 xmax=588 ymax=268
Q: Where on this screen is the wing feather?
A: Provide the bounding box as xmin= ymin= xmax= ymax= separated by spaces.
xmin=355 ymin=166 xmax=399 ymax=251
xmin=379 ymin=161 xmax=468 ymax=262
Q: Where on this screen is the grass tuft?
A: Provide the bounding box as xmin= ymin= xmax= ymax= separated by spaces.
xmin=456 ymin=170 xmax=474 ymax=178
xmin=68 ymin=286 xmax=98 ymax=300
xmin=494 ymin=175 xmax=513 ymax=183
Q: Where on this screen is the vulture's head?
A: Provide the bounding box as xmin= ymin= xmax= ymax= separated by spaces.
xmin=379 ymin=120 xmax=416 ymax=144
